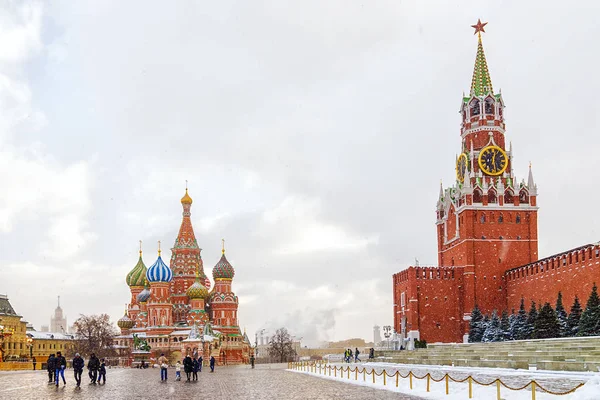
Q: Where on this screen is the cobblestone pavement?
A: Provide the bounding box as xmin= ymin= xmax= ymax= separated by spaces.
xmin=0 ymin=364 xmax=422 ymax=400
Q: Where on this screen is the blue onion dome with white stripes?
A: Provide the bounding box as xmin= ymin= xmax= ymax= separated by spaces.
xmin=146 ymin=247 xmax=173 ymax=283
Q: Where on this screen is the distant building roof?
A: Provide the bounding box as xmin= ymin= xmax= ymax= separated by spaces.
xmin=0 ymin=294 xmax=21 ymax=317
xmin=27 ymin=331 xmax=75 ymax=340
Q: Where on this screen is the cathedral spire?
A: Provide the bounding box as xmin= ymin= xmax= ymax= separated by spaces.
xmin=528 ymin=162 xmax=538 ymax=195
xmin=470 ymin=20 xmax=493 ymax=96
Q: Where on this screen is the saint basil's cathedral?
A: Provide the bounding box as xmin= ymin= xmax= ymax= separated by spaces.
xmin=115 ymin=188 xmax=250 ymax=365
xmin=393 ymin=21 xmax=600 ymax=344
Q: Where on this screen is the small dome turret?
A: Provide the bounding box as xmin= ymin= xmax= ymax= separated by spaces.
xmin=146 ymin=243 xmax=173 ymax=283
xmin=213 ymin=250 xmax=235 ymax=280
xmin=117 ymin=309 xmax=134 ymax=330
xmin=187 ymin=276 xmax=209 ymax=299
xmin=137 ymin=282 xmax=151 ymax=303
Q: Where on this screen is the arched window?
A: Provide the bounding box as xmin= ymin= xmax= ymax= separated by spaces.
xmin=470 ymin=99 xmax=481 ymax=116
xmin=519 ymin=189 xmax=529 ymax=204
xmin=480 ymin=214 xmax=486 ymax=223
xmin=473 ymin=188 xmax=483 ymax=203
xmin=516 ymin=214 xmax=521 ymax=224
xmin=498 ymin=214 xmax=504 ymax=223
xmin=485 ymin=97 xmax=494 ymax=114
xmin=504 ymin=189 xmax=514 ymax=204
xmin=488 ymin=189 xmax=497 ymax=204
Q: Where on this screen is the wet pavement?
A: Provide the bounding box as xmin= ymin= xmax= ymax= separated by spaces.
xmin=0 ymin=364 xmax=422 ymax=400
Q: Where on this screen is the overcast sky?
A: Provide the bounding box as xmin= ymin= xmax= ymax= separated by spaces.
xmin=1 ymin=1 xmax=599 ymax=346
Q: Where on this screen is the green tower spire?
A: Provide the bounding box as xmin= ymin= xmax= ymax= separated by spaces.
xmin=470 ymin=20 xmax=493 ymax=96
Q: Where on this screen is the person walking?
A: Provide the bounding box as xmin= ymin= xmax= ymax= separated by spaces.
xmin=54 ymin=351 xmax=67 ymax=386
xmin=209 ymin=355 xmax=215 ymax=373
xmin=198 ymin=355 xmax=203 ymax=372
xmin=175 ymin=361 xmax=182 ymax=381
xmin=354 ymin=348 xmax=360 ymax=363
xmin=87 ymin=353 xmax=100 ymax=384
xmin=32 ymin=356 xmax=37 ymax=371
xmin=250 ymin=354 xmax=255 ymax=369
xmin=98 ymin=359 xmax=106 ymax=384
xmin=158 ymin=353 xmax=169 ymax=381
xmin=192 ymin=357 xmax=199 ymax=381
xmin=47 ymin=354 xmax=56 ymax=384
xmin=72 ymin=353 xmax=84 ymax=388
xmin=183 ymin=355 xmax=193 ymax=381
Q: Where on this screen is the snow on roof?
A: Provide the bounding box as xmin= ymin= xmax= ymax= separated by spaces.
xmin=27 ymin=332 xmax=75 ymax=340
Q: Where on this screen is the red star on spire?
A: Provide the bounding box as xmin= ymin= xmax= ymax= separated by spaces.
xmin=471 ymin=19 xmax=488 ymax=35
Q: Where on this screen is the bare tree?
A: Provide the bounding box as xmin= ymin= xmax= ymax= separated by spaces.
xmin=71 ymin=314 xmax=118 ymax=358
xmin=268 ymin=327 xmax=297 ymax=363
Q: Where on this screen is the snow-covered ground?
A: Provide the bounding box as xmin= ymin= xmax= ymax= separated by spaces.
xmin=288 ymin=362 xmax=600 ymax=400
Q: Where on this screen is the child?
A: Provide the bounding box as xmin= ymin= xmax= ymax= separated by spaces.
xmin=98 ymin=359 xmax=106 ymax=384
xmin=175 ymin=361 xmax=182 ymax=381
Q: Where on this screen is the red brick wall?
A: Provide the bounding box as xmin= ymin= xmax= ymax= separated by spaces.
xmin=393 ymin=267 xmax=464 ymax=343
xmin=506 ymin=244 xmax=600 ymax=313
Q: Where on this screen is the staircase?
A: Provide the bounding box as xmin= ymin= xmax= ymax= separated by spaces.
xmin=375 ymin=337 xmax=600 ymax=372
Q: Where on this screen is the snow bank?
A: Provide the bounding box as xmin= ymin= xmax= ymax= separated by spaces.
xmin=288 ymin=363 xmax=598 ymax=400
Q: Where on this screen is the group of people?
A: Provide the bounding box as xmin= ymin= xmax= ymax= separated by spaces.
xmin=158 ymin=353 xmax=216 ymax=382
xmin=46 ymin=352 xmax=106 ymax=388
xmin=344 ymin=348 xmax=361 ymax=363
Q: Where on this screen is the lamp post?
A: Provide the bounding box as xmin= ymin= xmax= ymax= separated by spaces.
xmin=27 ymin=337 xmax=33 ymax=358
xmin=383 ymin=325 xmax=392 ymax=350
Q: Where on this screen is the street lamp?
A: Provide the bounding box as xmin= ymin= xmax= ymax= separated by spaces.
xmin=27 ymin=337 xmax=33 ymax=358
xmin=383 ymin=326 xmax=392 ymax=350
xmin=0 ymin=322 xmax=15 ymax=362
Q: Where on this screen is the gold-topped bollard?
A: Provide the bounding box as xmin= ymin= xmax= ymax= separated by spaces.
xmin=531 ymin=381 xmax=536 ymax=400
xmin=496 ymin=380 xmax=501 ymax=400
xmin=395 ymin=371 xmax=399 ymax=387
xmin=347 ymin=367 xmax=350 ymax=379
xmin=445 ymin=374 xmax=449 ymax=395
xmin=372 ymin=369 xmax=375 ymax=384
xmin=427 ymin=374 xmax=430 ymax=392
xmin=383 ymin=370 xmax=386 ymax=386
xmin=363 ymin=369 xmax=366 ymax=381
xmin=468 ymin=376 xmax=473 ymax=398
xmin=409 ymin=371 xmax=413 ymax=389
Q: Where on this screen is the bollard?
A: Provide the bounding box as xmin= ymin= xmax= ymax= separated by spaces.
xmin=496 ymin=380 xmax=501 ymax=400
xmin=372 ymin=369 xmax=375 ymax=384
xmin=409 ymin=371 xmax=413 ymax=389
xmin=396 ymin=371 xmax=399 ymax=387
xmin=383 ymin=370 xmax=386 ymax=386
xmin=427 ymin=374 xmax=430 ymax=392
xmin=319 ymin=364 xmax=321 ymax=375
xmin=355 ymin=368 xmax=358 ymax=381
xmin=468 ymin=377 xmax=472 ymax=399
xmin=329 ymin=366 xmax=331 ymax=376
xmin=347 ymin=367 xmax=350 ymax=379
xmin=531 ymin=381 xmax=536 ymax=400
xmin=334 ymin=366 xmax=337 ymax=377
xmin=445 ymin=374 xmax=449 ymax=395
xmin=363 ymin=369 xmax=366 ymax=382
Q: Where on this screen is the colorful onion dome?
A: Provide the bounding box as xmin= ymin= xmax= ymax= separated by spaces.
xmin=117 ymin=310 xmax=134 ymax=329
xmin=126 ymin=246 xmax=147 ymax=287
xmin=137 ymin=284 xmax=151 ymax=303
xmin=181 ymin=188 xmax=193 ymax=205
xmin=213 ymin=252 xmax=235 ymax=280
xmin=146 ymin=245 xmax=173 ymax=283
xmin=186 ymin=276 xmax=209 ymax=299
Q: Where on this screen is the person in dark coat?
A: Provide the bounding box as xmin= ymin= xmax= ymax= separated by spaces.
xmin=183 ymin=355 xmax=193 ymax=381
xmin=209 ymin=355 xmax=216 ymax=372
xmin=32 ymin=356 xmax=37 ymax=371
xmin=47 ymin=354 xmax=56 ymax=383
xmin=87 ymin=353 xmax=100 ymax=384
xmin=72 ymin=353 xmax=85 ymax=387
xmin=54 ymin=351 xmax=67 ymax=386
xmin=198 ymin=356 xmax=203 ymax=372
xmin=192 ymin=357 xmax=199 ymax=381
xmin=98 ymin=359 xmax=106 ymax=384
xmin=250 ymin=354 xmax=255 ymax=368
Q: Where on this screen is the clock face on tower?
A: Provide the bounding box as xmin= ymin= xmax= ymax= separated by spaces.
xmin=478 ymin=145 xmax=508 ymax=176
xmin=456 ymin=153 xmax=468 ymax=182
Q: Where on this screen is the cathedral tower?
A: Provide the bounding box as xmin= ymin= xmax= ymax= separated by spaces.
xmin=209 ymin=240 xmax=240 ymax=335
xmin=146 ymin=243 xmax=174 ymax=327
xmin=435 ymin=20 xmax=538 ymax=333
xmin=170 ymin=188 xmax=210 ymax=324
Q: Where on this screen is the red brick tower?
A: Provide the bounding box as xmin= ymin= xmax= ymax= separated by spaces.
xmin=125 ymin=242 xmax=147 ymax=322
xmin=169 ymin=188 xmax=209 ymax=324
xmin=209 ymin=240 xmax=240 ymax=336
xmin=146 ymin=243 xmax=174 ymax=327
xmin=436 ymin=20 xmax=538 ymax=339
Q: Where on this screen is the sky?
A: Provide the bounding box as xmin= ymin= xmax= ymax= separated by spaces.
xmin=1 ymin=1 xmax=599 ymax=347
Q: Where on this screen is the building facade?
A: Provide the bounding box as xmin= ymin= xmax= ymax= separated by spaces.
xmin=116 ymin=189 xmax=251 ymax=365
xmin=393 ymin=22 xmax=600 ymax=344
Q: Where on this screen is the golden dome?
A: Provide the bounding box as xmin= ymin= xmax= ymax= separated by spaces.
xmin=181 ymin=188 xmax=193 ymax=205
